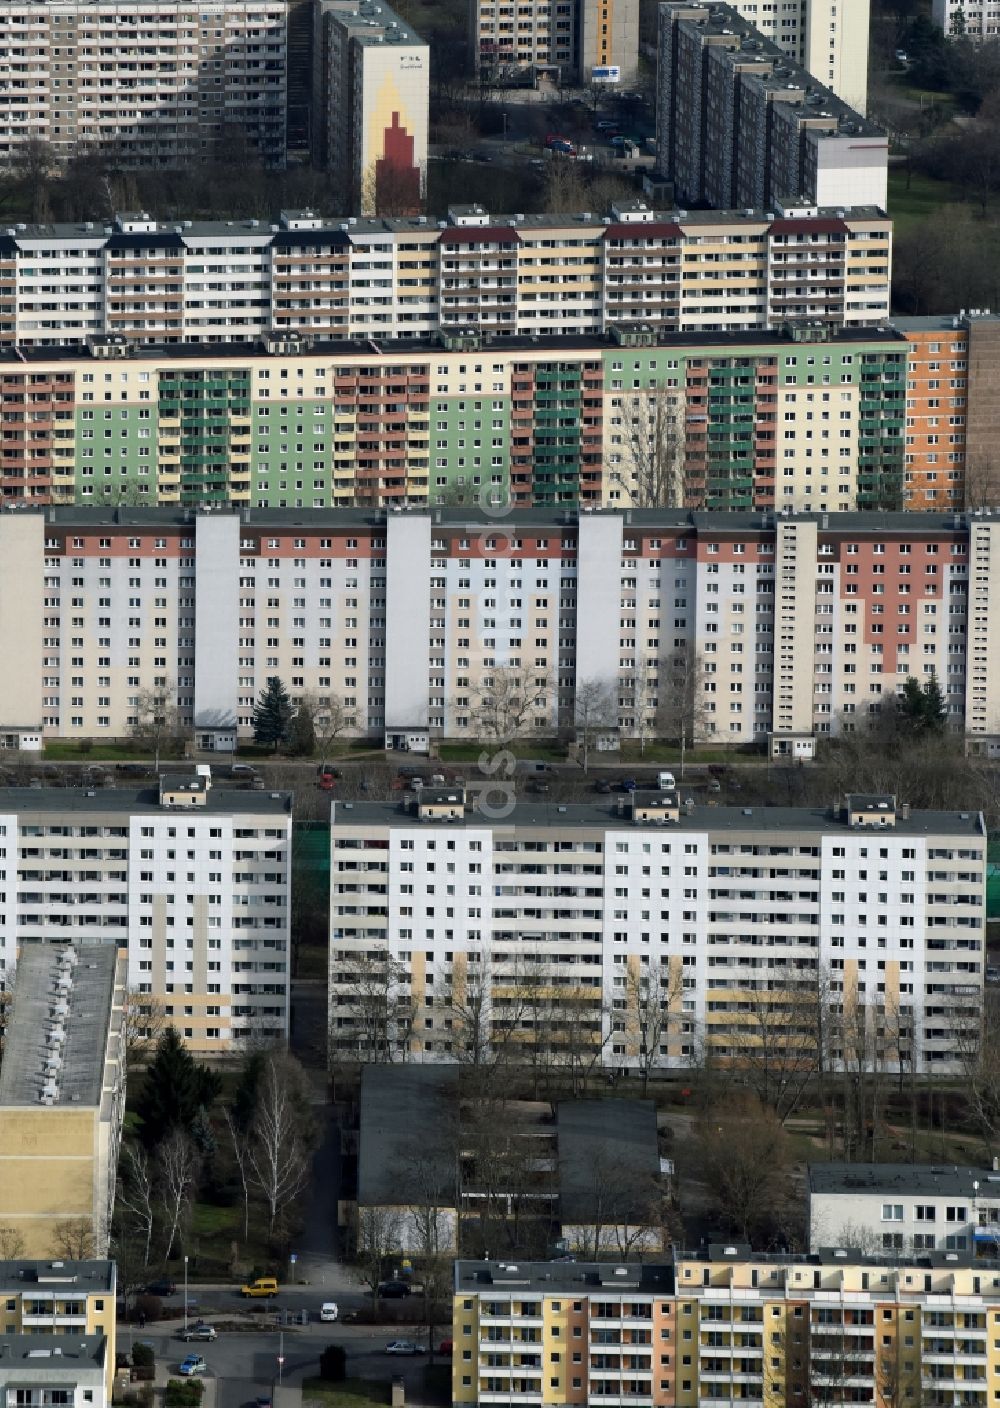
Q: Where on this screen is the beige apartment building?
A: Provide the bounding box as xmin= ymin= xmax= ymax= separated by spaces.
xmin=0 ymin=778 xmax=292 ymax=1055
xmin=0 ymin=0 xmax=287 ymax=167
xmin=0 ymin=1261 xmax=117 ymax=1399
xmin=472 ymin=0 xmax=638 ymax=85
xmin=0 ymin=200 xmax=892 ymax=347
xmin=0 ymin=945 xmax=125 ymax=1258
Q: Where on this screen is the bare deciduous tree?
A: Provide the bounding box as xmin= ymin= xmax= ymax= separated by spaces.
xmin=117 ymin=1142 xmax=157 ymax=1267
xmin=121 ymin=988 xmax=166 ymax=1065
xmin=158 ymin=1129 xmax=198 ymax=1259
xmin=956 ymin=990 xmax=1000 ymax=1159
xmin=467 ymin=663 xmax=552 ymax=742
xmin=696 ymin=1097 xmax=791 ymax=1242
xmin=610 ymin=388 xmax=685 ymax=508
xmin=724 ymin=985 xmax=826 ymax=1125
xmin=223 ymin=1107 xmax=253 ymax=1242
xmin=356 ymin=1205 xmax=403 ymax=1297
xmin=246 ymin=1057 xmax=313 ymax=1237
xmin=0 ymin=1228 xmax=25 ymax=1258
xmin=620 ymin=960 xmax=685 ymax=1095
xmin=129 ymin=679 xmax=182 ymax=772
xmin=329 ymin=950 xmax=419 ymax=1065
xmin=574 ymin=677 xmax=617 ymax=773
xmin=298 ymin=689 xmax=360 ymax=765
xmin=52 ymin=1217 xmax=95 ymax=1260
xmin=655 ymin=644 xmax=714 ymax=779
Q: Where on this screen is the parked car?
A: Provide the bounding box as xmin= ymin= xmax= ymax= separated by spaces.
xmin=385 ymin=1341 xmax=426 ymax=1356
xmin=527 ymin=779 xmax=550 ymax=794
xmin=230 ymin=763 xmax=256 ymax=776
xmin=437 ymin=1339 xmax=454 ymax=1357
xmin=177 ymin=1356 xmax=208 ymax=1377
xmin=594 ymin=118 xmax=618 ymax=130
xmin=320 ymin=1303 xmax=339 ymax=1323
xmin=377 ymin=1281 xmax=411 ymax=1299
xmin=255 ymin=1396 xmax=272 ymax=1408
xmin=657 ymin=771 xmax=676 ymax=791
xmin=594 ymin=778 xmax=612 ymax=794
xmin=144 ymin=1279 xmax=177 ymax=1297
xmin=706 ymin=778 xmax=722 ymax=794
xmin=178 ymin=1325 xmax=217 ymax=1342
xmin=240 ymin=1277 xmax=278 ymax=1298
xmin=621 ymin=777 xmax=637 ymax=792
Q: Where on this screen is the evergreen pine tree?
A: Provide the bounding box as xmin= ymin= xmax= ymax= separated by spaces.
xmin=135 ymin=1026 xmax=222 ymax=1149
xmin=253 ymin=676 xmax=293 ymax=751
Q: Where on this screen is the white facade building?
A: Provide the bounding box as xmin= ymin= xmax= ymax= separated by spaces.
xmin=329 ymin=790 xmax=986 ymax=1073
xmin=0 ymin=1337 xmax=108 ymax=1408
xmin=932 ymin=0 xmax=1000 ymax=37
xmin=0 ymin=780 xmax=292 ymax=1053
xmin=808 ymin=1163 xmax=1000 ymax=1255
xmin=0 ymin=0 xmax=287 ymax=168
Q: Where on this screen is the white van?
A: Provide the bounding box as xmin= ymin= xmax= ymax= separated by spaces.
xmin=658 ymin=771 xmax=676 ymax=791
xmin=320 ymin=1302 xmax=339 ymax=1322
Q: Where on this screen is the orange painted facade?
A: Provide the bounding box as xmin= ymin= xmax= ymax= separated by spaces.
xmin=899 ymin=320 xmax=968 ymax=510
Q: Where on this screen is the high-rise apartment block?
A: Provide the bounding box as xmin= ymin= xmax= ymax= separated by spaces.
xmin=932 ymin=0 xmax=1000 ymax=37
xmin=452 ymin=1247 xmax=1000 ymax=1408
xmin=0 ymin=203 xmax=891 ymax=349
xmin=656 ymin=2 xmax=887 ymax=210
xmin=5 ymin=506 xmax=1000 ymax=749
xmin=0 ymin=0 xmax=287 ymax=168
xmin=726 ymin=0 xmax=871 ymax=112
xmin=0 ymin=780 xmax=292 ymax=1053
xmin=472 ymin=0 xmax=639 ymax=85
xmin=0 ymin=944 xmax=126 ymax=1257
xmin=313 ymin=0 xmax=428 ymax=215
xmin=330 ymin=790 xmax=985 ymax=1076
xmin=0 ymin=323 xmax=905 ymax=513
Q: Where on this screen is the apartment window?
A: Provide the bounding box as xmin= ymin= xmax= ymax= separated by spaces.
xmin=882 ymin=1204 xmax=903 ymax=1221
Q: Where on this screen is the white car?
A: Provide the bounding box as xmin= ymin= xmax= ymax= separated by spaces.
xmin=320 ymin=1303 xmax=339 ymax=1322
xmin=385 ymin=1341 xmax=425 ymax=1356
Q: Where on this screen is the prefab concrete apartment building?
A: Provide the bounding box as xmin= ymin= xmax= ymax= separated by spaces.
xmin=0 ymin=780 xmax=292 ymax=1054
xmin=0 ymin=202 xmax=892 ymax=349
xmin=656 ymin=2 xmax=888 ymax=211
xmin=0 ymin=0 xmax=287 ymax=167
xmin=6 ymin=506 xmax=1000 ymax=750
xmin=451 ymin=1247 xmax=1000 ymax=1408
xmin=725 ymin=0 xmax=871 ymax=112
xmin=329 ymin=789 xmax=985 ymax=1074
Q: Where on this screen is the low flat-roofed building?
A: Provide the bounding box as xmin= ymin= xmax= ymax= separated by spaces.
xmin=355 ymin=1065 xmax=459 ymax=1252
xmin=557 ymin=1099 xmax=665 ymax=1255
xmin=808 ymin=1162 xmax=1000 ymax=1254
xmin=0 ymin=946 xmax=125 ymax=1258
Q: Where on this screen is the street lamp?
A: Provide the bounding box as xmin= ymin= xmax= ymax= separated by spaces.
xmin=183 ymin=1255 xmax=189 ymax=1334
xmin=277 ymin=1330 xmax=285 ymax=1387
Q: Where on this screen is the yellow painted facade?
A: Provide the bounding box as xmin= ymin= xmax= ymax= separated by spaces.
xmin=0 ymin=1263 xmax=118 ymax=1397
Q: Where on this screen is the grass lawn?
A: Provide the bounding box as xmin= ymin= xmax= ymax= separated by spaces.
xmin=44 ymin=741 xmax=145 ymax=761
xmin=301 ymin=1378 xmax=392 ymax=1408
xmin=887 ymin=166 xmax=964 ymax=232
xmin=436 ymin=741 xmax=567 ymax=763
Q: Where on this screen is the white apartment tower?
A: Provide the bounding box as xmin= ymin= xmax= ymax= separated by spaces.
xmin=0 ymin=778 xmax=293 ymax=1053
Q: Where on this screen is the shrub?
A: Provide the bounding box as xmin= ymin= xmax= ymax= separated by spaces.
xmin=131 ymin=1344 xmax=155 ymax=1369
xmin=165 ymin=1380 xmax=204 ymax=1408
xmin=318 ymin=1345 xmax=347 ymax=1383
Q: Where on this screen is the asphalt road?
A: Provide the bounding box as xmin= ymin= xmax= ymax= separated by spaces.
xmin=128 ymin=1298 xmax=448 ymax=1408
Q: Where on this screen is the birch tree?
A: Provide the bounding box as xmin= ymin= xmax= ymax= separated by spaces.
xmin=247 ymin=1057 xmax=313 ymax=1236
xmin=158 ymin=1129 xmax=198 ymax=1259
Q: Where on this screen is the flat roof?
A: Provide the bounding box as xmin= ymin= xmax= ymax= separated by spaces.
xmin=663 ymin=0 xmax=881 ymax=137
xmin=332 ymin=799 xmax=985 ymax=838
xmin=0 ymin=325 xmax=905 ymax=366
xmin=0 ymin=202 xmax=889 ymax=245
xmin=358 ymin=1065 xmax=458 ymax=1207
xmin=0 ymin=786 xmax=291 ymax=815
xmin=454 ymin=1259 xmax=674 ymax=1295
xmin=0 ymin=945 xmax=120 ymax=1108
xmin=685 ymin=1244 xmax=1000 ymax=1270
xmin=809 ymin=1163 xmax=1000 ymax=1198
xmin=0 ymin=1334 xmax=106 ymax=1378
xmin=558 ymin=1100 xmax=660 ymax=1223
xmin=0 ymin=1262 xmax=115 ymax=1294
